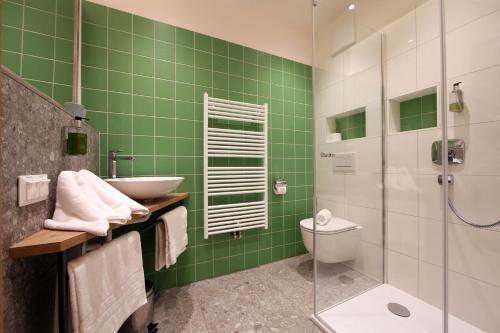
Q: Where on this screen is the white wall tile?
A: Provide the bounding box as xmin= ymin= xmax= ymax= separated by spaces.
xmin=315 ymin=171 xmax=345 ymax=201
xmin=385 ymin=10 xmax=417 ymax=59
xmin=419 ymin=261 xmax=444 ymax=308
xmin=316 ymin=82 xmax=343 ymax=117
xmin=343 ymin=33 xmax=381 ymax=77
xmin=345 ymin=242 xmax=384 ymax=282
xmin=317 ymin=196 xmax=346 ymax=219
xmin=450 ymin=271 xmax=500 ymax=332
xmin=365 ymin=100 xmax=383 ymax=138
xmin=449 ymin=175 xmax=500 ymax=224
xmin=417 ymin=128 xmax=442 ymax=175
xmin=386 ymin=131 xmax=418 ymax=174
xmin=419 ymin=217 xmax=443 ymax=266
xmin=315 ymin=53 xmax=344 ymax=90
xmin=344 ymin=137 xmax=382 ymax=173
xmin=418 ymin=174 xmax=443 ymax=220
xmin=446 ymin=10 xmax=500 ymax=78
xmin=388 ymin=250 xmax=419 ymax=296
xmin=387 ymin=212 xmax=419 ymax=258
xmin=387 ymin=173 xmax=419 ymax=215
xmin=449 ymin=223 xmax=500 ymax=288
xmin=417 ymin=37 xmax=440 ymax=89
xmin=386 ymin=48 xmax=417 ymax=99
xmin=343 ymin=66 xmax=382 ymax=111
xmin=345 ymin=173 xmax=382 ymax=209
xmin=445 ymin=0 xmax=500 ymax=32
xmin=416 ymin=0 xmax=439 ymax=44
xmin=448 ymin=121 xmax=500 ymax=176
xmin=316 ymin=142 xmax=345 ymax=172
xmin=447 ymin=65 xmax=500 ymax=126
xmin=345 ymin=204 xmax=383 ymax=246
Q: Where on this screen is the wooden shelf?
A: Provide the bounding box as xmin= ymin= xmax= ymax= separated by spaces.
xmin=9 ymin=192 xmax=189 ymax=258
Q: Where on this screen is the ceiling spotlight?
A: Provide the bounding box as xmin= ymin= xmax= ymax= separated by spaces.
xmin=348 ymin=4 xmax=355 ymax=10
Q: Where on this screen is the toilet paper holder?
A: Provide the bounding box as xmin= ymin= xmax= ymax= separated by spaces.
xmin=273 ymin=179 xmax=287 ymax=195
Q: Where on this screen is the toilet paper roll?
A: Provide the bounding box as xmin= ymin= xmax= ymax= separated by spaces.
xmin=273 ymin=183 xmax=287 ymax=195
xmin=326 ymin=133 xmax=342 ymax=143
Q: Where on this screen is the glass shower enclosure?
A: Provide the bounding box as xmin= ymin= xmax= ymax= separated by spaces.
xmin=311 ymin=0 xmax=500 ymax=332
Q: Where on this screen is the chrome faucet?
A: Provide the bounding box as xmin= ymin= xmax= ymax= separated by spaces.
xmin=108 ymin=150 xmax=135 ymax=178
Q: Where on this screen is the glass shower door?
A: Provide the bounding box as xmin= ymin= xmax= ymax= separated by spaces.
xmin=311 ymin=0 xmax=384 ymax=316
xmin=443 ymin=0 xmax=500 ymax=331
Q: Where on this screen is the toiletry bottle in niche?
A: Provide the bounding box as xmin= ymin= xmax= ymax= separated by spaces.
xmin=449 ymin=82 xmax=463 ymax=112
xmin=66 ymin=116 xmax=88 ymax=155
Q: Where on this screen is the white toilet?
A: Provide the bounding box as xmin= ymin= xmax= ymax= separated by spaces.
xmin=300 ymin=217 xmax=362 ymax=263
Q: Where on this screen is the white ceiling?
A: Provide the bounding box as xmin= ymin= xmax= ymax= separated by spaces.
xmin=89 ymin=0 xmax=314 ymax=64
xmin=88 ymin=0 xmax=425 ymax=64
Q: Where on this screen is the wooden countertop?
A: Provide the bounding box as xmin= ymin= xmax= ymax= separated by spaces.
xmin=9 ymin=192 xmax=189 ymax=258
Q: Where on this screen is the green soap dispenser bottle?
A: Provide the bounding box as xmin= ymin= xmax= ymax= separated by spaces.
xmin=66 ymin=116 xmax=88 ymax=155
xmin=449 ymin=82 xmax=464 ymax=112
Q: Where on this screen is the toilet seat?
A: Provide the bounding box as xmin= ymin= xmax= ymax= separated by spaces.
xmin=300 ymin=217 xmax=358 ymax=235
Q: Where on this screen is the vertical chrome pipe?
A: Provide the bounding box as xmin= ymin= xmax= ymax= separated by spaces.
xmin=438 ymin=0 xmax=449 ymax=332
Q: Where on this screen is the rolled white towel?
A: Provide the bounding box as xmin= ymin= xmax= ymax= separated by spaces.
xmin=315 ymin=209 xmax=332 ymax=226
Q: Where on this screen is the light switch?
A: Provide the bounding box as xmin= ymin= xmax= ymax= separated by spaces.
xmin=18 ymin=174 xmax=51 ymax=207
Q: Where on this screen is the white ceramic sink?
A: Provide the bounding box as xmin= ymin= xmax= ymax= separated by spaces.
xmin=105 ymin=177 xmax=184 ymax=200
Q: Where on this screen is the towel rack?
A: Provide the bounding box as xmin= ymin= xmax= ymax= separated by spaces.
xmin=203 ymin=93 xmax=268 ymax=238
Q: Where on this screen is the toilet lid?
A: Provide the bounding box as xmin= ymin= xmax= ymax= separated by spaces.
xmin=300 ymin=217 xmax=359 ymax=234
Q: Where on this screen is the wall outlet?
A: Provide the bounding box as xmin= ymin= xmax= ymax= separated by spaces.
xmin=18 ymin=174 xmax=51 ymax=207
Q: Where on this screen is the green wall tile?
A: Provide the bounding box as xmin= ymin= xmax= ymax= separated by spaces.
xmin=175 ymin=28 xmax=194 ymax=48
xmin=54 ymin=62 xmax=73 ymax=85
xmin=176 ymin=46 xmax=194 ymax=66
xmin=2 ymin=0 xmax=74 ymax=105
xmin=3 ymin=27 xmax=22 ymax=52
xmin=155 ymin=22 xmax=175 ymax=43
xmin=24 ymin=7 xmax=55 ymax=35
xmin=81 ymin=3 xmax=313 ymax=292
xmin=109 ymin=8 xmax=132 ymax=32
xmin=57 ymin=0 xmax=74 ymax=17
xmin=56 ymin=16 xmax=74 ymax=40
xmin=400 ymin=93 xmax=437 ymax=132
xmin=133 ymin=55 xmax=154 ymax=77
xmin=83 ymin=22 xmax=107 ymax=47
xmin=3 ymin=2 xmax=23 ymax=28
xmin=108 ymin=50 xmax=132 ymax=73
xmin=108 ymin=29 xmax=131 ymax=52
xmin=55 ymin=38 xmax=74 ymax=62
xmin=133 ymin=15 xmax=154 ymax=37
xmin=82 ymin=66 xmax=107 ymax=90
xmin=82 ymin=1 xmax=107 ymax=26
xmin=82 ymin=44 xmax=107 ymax=69
xmin=3 ymin=52 xmax=21 ymax=73
xmin=109 ymin=71 xmax=131 ymax=93
xmin=22 ymin=55 xmax=53 ymax=82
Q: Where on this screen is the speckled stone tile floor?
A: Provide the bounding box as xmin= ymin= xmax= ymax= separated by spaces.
xmin=153 ymin=255 xmax=379 ymax=333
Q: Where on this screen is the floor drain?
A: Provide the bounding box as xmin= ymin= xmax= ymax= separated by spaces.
xmin=387 ymin=303 xmax=410 ymax=317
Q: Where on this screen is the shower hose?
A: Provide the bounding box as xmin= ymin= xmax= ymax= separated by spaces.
xmin=448 ymin=198 xmax=500 ymax=229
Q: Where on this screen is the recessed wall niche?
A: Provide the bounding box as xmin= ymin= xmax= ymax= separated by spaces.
xmin=325 ymin=108 xmax=366 ymax=142
xmin=388 ymin=86 xmax=438 ymax=133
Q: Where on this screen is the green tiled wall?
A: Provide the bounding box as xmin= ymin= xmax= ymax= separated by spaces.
xmin=1 ymin=0 xmax=75 ymax=105
xmin=81 ymin=1 xmax=313 ymax=288
xmin=400 ymin=93 xmax=437 ymax=131
xmin=335 ymin=111 xmax=366 ymax=140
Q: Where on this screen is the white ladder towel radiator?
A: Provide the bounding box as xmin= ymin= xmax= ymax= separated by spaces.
xmin=203 ymin=93 xmax=268 ymax=238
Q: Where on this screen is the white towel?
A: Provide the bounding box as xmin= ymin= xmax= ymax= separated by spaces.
xmin=68 ymin=231 xmax=147 ymax=333
xmin=79 ymin=169 xmax=150 ymax=220
xmin=44 ymin=171 xmax=111 ymax=236
xmin=44 ymin=170 xmax=150 ymax=236
xmin=155 ymin=206 xmax=188 ymax=271
xmin=316 ymin=208 xmax=332 ymax=226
